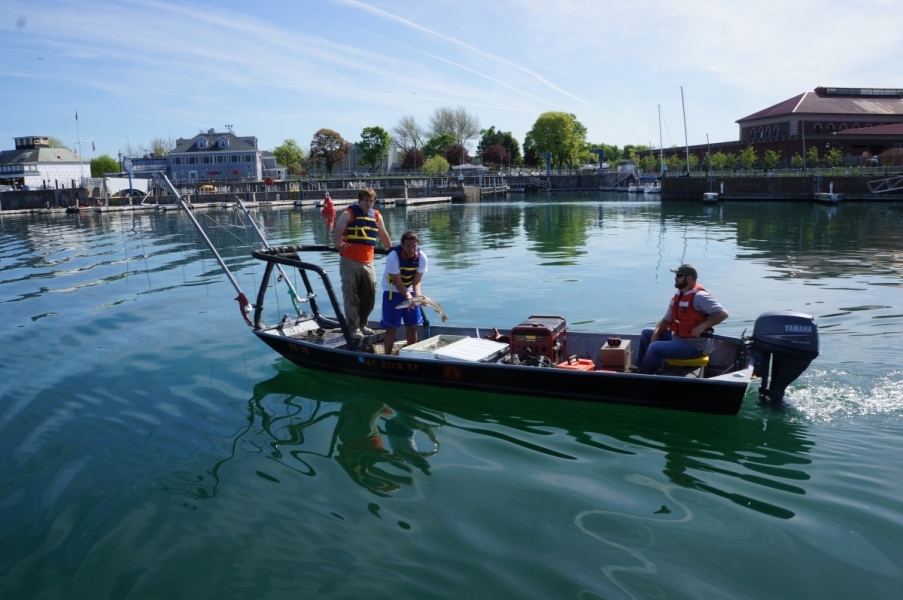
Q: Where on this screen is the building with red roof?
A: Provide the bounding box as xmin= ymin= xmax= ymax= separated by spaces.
xmin=649 ymin=87 xmax=903 ymax=169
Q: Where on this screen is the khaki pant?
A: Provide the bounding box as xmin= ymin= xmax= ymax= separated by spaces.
xmin=339 ymin=256 xmax=376 ymax=329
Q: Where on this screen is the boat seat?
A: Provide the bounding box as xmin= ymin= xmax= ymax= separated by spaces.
xmin=666 ymin=355 xmax=709 ymax=377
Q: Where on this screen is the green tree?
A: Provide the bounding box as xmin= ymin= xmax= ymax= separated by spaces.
xmin=357 ymin=126 xmax=390 ymax=171
xmin=738 ymin=145 xmax=758 ymax=169
xmin=590 ymin=143 xmax=621 ymax=164
xmin=422 ymin=133 xmax=455 ymax=159
xmin=639 ymin=153 xmax=657 ymax=173
xmin=710 ymin=152 xmax=734 ymax=171
xmin=90 ymin=154 xmax=119 ymax=177
xmin=688 ymin=154 xmax=699 ymax=171
xmin=525 ymin=112 xmax=587 ymax=168
xmin=790 ymin=153 xmax=804 ymax=169
xmin=309 ymin=129 xmax=348 ymax=175
xmin=422 ymin=155 xmax=450 ymax=175
xmin=806 ymin=146 xmax=820 ymax=167
xmin=273 ymin=139 xmax=305 ymax=171
xmin=825 ymin=147 xmax=843 ymax=167
xmin=763 ymin=149 xmax=782 ymax=170
xmin=664 ymin=154 xmax=683 ymax=172
xmin=626 ymin=145 xmax=647 ymax=165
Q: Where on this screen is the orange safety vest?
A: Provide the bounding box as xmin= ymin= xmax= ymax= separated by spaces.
xmin=668 ymin=284 xmax=711 ymax=338
xmin=339 ymin=204 xmax=381 ymax=263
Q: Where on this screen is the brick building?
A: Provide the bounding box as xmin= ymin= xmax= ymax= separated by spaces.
xmin=643 ymin=87 xmax=903 ymax=168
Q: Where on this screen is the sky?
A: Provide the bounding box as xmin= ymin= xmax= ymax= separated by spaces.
xmin=3 ymin=0 xmax=902 ymax=160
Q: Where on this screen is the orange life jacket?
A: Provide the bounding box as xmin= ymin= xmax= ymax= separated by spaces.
xmin=668 ymin=284 xmax=711 ymax=338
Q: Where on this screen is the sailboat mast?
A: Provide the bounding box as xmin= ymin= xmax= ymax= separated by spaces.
xmin=658 ymin=104 xmax=664 ymax=176
xmin=681 ymin=87 xmax=690 ymax=174
xmin=76 ymin=110 xmax=84 ymax=187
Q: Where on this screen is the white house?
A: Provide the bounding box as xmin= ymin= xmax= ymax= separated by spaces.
xmin=169 ymin=129 xmax=262 ymax=183
xmin=0 ymin=136 xmax=89 ymax=189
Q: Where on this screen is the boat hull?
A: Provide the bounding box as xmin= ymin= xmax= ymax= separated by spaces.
xmin=253 ymin=327 xmax=751 ymax=415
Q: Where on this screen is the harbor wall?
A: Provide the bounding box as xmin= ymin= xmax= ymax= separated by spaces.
xmin=7 ymin=174 xmax=903 ymax=211
xmin=0 ymin=188 xmax=88 ymax=210
xmin=660 ymin=176 xmax=903 ymax=201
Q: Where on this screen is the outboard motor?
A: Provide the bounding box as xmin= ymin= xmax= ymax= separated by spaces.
xmin=749 ymin=311 xmax=819 ymax=402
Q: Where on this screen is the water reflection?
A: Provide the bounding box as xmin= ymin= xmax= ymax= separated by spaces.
xmin=417 ymin=389 xmax=815 ymax=520
xmin=163 ymin=365 xmax=444 ymax=502
xmin=168 ymin=362 xmax=815 ymax=519
xmin=8 ymin=198 xmax=902 ymax=289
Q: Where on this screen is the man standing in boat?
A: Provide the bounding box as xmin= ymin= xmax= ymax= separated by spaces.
xmin=380 ymin=231 xmax=428 ymax=354
xmin=333 ymin=188 xmax=392 ymax=339
xmin=636 ymin=264 xmax=728 ymax=374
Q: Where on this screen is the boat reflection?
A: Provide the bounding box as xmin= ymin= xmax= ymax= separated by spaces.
xmin=167 ymin=361 xmax=813 ymax=519
xmin=333 ymin=398 xmax=440 ymax=496
xmin=162 ymin=363 xmax=444 ymax=501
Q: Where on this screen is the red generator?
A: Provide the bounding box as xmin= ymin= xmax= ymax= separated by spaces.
xmin=510 ymin=315 xmax=567 ymax=366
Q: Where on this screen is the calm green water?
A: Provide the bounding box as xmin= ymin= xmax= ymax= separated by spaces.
xmin=2 ymin=194 xmax=902 ymax=599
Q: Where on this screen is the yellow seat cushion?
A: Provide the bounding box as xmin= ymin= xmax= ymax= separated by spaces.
xmin=667 ymin=355 xmax=710 ymax=368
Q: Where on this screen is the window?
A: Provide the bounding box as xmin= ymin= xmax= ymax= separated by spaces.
xmin=231 ymin=155 xmax=239 ymax=163
xmin=188 ymin=156 xmax=197 ymax=164
xmin=172 ymin=157 xmax=182 ymax=165
xmin=202 ymin=156 xmax=211 ymax=164
xmin=813 ymin=123 xmax=823 ymax=133
xmin=218 ymin=138 xmax=229 ymax=148
xmin=216 ymin=155 xmax=225 ymax=163
xmin=197 ymin=139 xmax=206 ymax=149
xmin=243 ymin=155 xmax=253 ymax=163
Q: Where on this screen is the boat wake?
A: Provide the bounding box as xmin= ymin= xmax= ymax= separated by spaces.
xmin=777 ymin=368 xmax=903 ymax=422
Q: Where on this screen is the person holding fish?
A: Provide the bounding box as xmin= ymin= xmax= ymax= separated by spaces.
xmin=380 ymin=230 xmax=429 ymax=354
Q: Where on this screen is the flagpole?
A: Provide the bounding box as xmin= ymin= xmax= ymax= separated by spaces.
xmin=74 ymin=111 xmax=94 ymax=188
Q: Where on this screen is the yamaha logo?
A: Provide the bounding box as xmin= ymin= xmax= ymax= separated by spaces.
xmin=784 ymin=325 xmax=812 ymax=333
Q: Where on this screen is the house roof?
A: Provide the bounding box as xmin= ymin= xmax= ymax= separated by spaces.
xmin=171 ymin=131 xmax=258 ymax=154
xmin=0 ymin=147 xmax=81 ymax=165
xmin=738 ymin=87 xmax=903 ymax=123
xmin=836 ymin=122 xmax=903 ymax=136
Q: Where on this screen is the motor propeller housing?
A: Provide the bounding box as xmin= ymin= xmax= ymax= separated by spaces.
xmin=749 ymin=311 xmax=819 ymax=402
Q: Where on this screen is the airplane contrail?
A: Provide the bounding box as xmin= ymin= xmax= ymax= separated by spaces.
xmin=333 ymin=0 xmax=590 ymax=106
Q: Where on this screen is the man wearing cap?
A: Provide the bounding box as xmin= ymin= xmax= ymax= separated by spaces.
xmin=636 ymin=263 xmax=729 ymax=375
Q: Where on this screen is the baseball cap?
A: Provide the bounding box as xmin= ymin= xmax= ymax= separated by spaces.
xmin=670 ymin=263 xmax=698 ymax=278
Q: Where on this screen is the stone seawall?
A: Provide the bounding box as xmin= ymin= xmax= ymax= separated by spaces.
xmin=0 ymin=188 xmax=88 ymax=211
xmin=661 ymin=176 xmax=903 ymax=201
